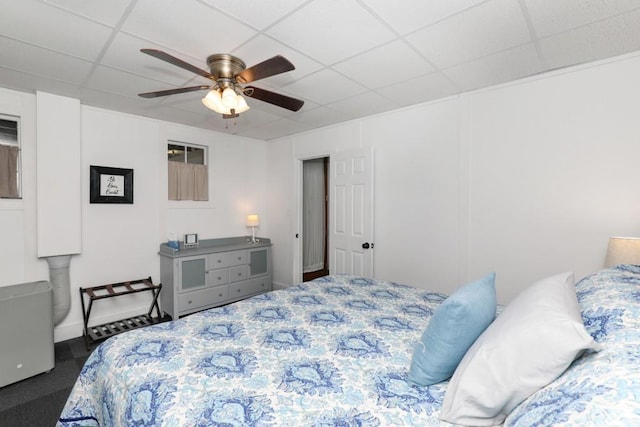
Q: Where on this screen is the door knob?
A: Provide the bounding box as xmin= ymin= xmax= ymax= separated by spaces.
xmin=362 ymin=242 xmax=370 ymax=249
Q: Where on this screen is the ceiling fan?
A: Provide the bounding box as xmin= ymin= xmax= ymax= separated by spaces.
xmin=138 ymin=49 xmax=304 ymax=118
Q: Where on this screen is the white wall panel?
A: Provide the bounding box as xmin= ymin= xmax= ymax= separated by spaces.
xmin=36 ymin=92 xmax=82 ymax=257
xmin=467 ymin=54 xmax=640 ymax=302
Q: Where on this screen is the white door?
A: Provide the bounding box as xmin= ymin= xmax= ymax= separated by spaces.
xmin=330 ymin=147 xmax=374 ymax=276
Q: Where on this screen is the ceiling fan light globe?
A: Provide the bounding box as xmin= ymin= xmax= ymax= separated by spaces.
xmin=222 ymin=87 xmax=239 ymax=108
xmin=235 ymin=95 xmax=250 ymax=113
xmin=202 ymin=90 xmax=231 ymax=114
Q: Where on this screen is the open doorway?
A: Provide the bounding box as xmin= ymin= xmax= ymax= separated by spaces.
xmin=302 ymin=157 xmax=329 ymax=282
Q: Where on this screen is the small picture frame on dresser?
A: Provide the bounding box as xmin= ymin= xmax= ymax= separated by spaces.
xmin=184 ymin=233 xmax=199 ymax=248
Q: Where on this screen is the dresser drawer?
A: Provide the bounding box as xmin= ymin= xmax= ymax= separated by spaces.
xmin=178 ymin=286 xmax=229 ymax=313
xmin=207 ymin=268 xmax=228 ymax=286
xmin=228 ymin=265 xmax=247 ymax=283
xmin=208 ymin=250 xmax=246 ymax=268
xmin=229 ymin=277 xmax=270 ymax=300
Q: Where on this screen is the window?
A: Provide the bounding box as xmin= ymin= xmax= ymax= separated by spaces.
xmin=167 ymin=141 xmax=208 ymax=201
xmin=0 ymin=115 xmax=21 ymax=199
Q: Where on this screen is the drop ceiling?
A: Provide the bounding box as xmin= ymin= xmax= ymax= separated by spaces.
xmin=2 ymin=0 xmax=640 ymax=140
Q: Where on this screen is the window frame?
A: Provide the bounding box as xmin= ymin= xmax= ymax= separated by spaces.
xmin=168 ymin=141 xmax=207 ymax=167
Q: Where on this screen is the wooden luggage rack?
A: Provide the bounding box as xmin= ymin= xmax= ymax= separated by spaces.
xmin=79 ymin=277 xmax=164 ymax=350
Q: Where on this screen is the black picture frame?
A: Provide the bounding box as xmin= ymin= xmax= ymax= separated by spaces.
xmin=90 ymin=165 xmax=134 ymax=204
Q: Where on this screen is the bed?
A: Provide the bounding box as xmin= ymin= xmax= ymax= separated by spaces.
xmin=57 ymin=267 xmax=640 ymax=426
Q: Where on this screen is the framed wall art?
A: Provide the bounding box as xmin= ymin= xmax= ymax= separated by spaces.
xmin=90 ymin=165 xmax=134 ymax=204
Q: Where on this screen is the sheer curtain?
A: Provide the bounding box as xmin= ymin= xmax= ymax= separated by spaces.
xmin=303 ymin=159 xmax=325 ymax=273
xmin=0 ymin=144 xmax=19 ymax=198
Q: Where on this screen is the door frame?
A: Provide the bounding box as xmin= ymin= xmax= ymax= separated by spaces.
xmin=294 ymin=154 xmax=331 ymax=284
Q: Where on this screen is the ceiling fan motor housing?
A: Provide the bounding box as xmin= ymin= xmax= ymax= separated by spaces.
xmin=207 ymin=54 xmax=246 ymax=81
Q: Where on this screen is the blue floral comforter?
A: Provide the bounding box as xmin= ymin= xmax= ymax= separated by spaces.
xmin=58 ymin=270 xmax=640 ymax=426
xmin=58 ymin=276 xmax=448 ymax=426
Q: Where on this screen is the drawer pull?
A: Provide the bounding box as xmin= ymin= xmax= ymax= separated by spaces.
xmin=237 ymin=256 xmax=241 ymax=260
xmin=217 ymin=260 xmax=222 ymax=263
xmin=218 ymin=276 xmax=222 ymax=280
xmin=219 ymin=293 xmax=223 ymax=297
xmin=237 ymin=289 xmax=241 ymax=293
xmin=188 ymin=300 xmax=192 ymax=304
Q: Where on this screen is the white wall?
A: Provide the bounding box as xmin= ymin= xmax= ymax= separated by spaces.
xmin=267 ymin=51 xmax=640 ymax=303
xmin=467 ymin=53 xmax=640 ymax=302
xmin=0 ymin=90 xmax=268 ymax=342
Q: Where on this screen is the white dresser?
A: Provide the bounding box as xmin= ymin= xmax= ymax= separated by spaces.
xmin=159 ymin=237 xmax=271 ymax=319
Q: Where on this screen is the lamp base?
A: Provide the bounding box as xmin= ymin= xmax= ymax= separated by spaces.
xmin=247 ymin=227 xmax=259 ymax=244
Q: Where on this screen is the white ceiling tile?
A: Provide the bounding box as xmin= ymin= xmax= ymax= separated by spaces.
xmin=0 ymin=0 xmax=113 ymax=61
xmin=362 ymin=0 xmax=487 ymax=34
xmin=232 ymin=35 xmax=324 ymax=86
xmin=289 ymin=106 xmax=345 ymax=127
xmin=539 ymin=8 xmax=640 ymax=70
xmin=443 ymin=44 xmax=543 ymax=92
xmin=159 ymin=91 xmax=210 ymax=113
xmin=80 ymin=87 xmax=164 ymax=116
xmin=406 ymin=0 xmax=531 ymax=69
xmin=0 ymin=66 xmax=83 ymax=99
xmin=0 ymin=37 xmax=94 ymax=85
xmin=377 ymin=72 xmax=458 ymax=107
xmin=333 ymin=40 xmax=435 ymax=89
xmin=122 ymin=0 xmax=256 ymax=60
xmin=86 ymin=66 xmax=184 ymax=99
xmin=101 ymin=33 xmax=204 ymax=86
xmin=42 ymin=0 xmax=134 ymax=27
xmin=198 ymin=0 xmax=307 ymax=30
xmin=142 ymin=105 xmax=211 ymax=127
xmin=267 ymin=0 xmax=396 ymax=65
xmin=525 ymin=0 xmax=640 ymax=38
xmin=283 ymin=69 xmax=367 ymax=105
xmin=327 ymin=91 xmax=399 ymax=118
xmin=237 ymin=117 xmax=313 ymax=140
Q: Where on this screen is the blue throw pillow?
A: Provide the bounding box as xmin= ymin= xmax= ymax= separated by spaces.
xmin=408 ymin=272 xmax=496 ymax=386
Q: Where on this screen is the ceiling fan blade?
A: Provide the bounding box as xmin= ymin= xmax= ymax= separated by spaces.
xmin=141 ymin=48 xmax=213 ymax=80
xmin=235 ymin=55 xmax=295 ymax=84
xmin=138 ymin=85 xmax=210 ymax=98
xmin=244 ymin=86 xmax=304 ymax=112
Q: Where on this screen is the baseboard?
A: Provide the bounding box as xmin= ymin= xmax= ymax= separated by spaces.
xmin=272 ymin=281 xmax=290 ymax=291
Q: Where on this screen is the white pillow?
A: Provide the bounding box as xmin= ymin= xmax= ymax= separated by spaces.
xmin=440 ymin=272 xmax=601 ymax=426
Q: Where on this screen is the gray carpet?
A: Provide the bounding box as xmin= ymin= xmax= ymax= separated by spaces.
xmin=0 ymin=336 xmax=92 ymax=427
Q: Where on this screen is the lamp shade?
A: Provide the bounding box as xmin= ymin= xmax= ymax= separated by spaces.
xmin=604 ymin=236 xmax=640 ymax=267
xmin=246 ymin=214 xmax=260 ymax=227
